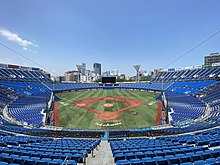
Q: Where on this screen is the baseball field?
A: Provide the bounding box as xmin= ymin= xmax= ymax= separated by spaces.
xmin=56 ymin=90 xmax=159 ymax=129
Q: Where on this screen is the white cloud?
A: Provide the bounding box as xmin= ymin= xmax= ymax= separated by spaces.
xmin=22 ymin=46 xmax=38 ymax=54
xmin=0 ymin=28 xmax=38 ymax=47
xmin=23 ymin=47 xmax=28 ymax=51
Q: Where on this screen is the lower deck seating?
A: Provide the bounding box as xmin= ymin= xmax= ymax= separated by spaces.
xmin=7 ymin=93 xmax=48 ymax=126
xmin=165 ymin=91 xmax=206 ymax=123
xmin=0 ymin=86 xmax=18 ymax=124
xmin=198 ymin=83 xmax=220 ymax=123
xmin=0 ymin=130 xmax=100 ymax=165
xmin=110 ymin=128 xmax=220 ymax=165
xmin=0 ymin=81 xmax=52 ymax=126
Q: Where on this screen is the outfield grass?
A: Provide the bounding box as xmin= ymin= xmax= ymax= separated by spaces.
xmin=57 ymin=90 xmax=159 ymax=129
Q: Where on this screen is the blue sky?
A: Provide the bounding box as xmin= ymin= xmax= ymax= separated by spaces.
xmin=0 ymin=0 xmax=220 ymax=76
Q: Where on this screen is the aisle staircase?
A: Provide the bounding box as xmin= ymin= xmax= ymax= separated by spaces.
xmin=85 ymin=140 xmax=114 ymax=165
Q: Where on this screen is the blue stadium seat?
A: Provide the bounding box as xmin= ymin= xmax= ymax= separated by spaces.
xmin=64 ymin=160 xmax=76 ymax=165
xmin=193 ymin=160 xmax=205 ymax=165
xmin=135 ymin=152 xmax=145 ymax=159
xmin=129 ymin=158 xmax=142 ymax=165
xmin=206 ymin=157 xmax=216 ymax=164
xmin=125 ymin=153 xmax=136 ymax=160
xmin=180 ymin=162 xmax=193 ymax=165
xmin=116 ymin=159 xmax=130 ymax=165
xmin=0 ymin=162 xmax=8 ymax=165
xmin=168 ymin=157 xmax=179 ymax=164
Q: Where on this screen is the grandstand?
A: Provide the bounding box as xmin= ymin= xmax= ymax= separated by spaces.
xmin=152 ymin=66 xmax=220 ymax=83
xmin=0 ymin=63 xmax=220 ymax=164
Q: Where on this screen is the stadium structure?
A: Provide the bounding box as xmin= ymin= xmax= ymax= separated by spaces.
xmin=0 ymin=62 xmax=220 ymax=165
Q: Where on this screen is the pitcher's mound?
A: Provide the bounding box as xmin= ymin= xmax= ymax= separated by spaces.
xmin=97 ymin=112 xmax=119 ymax=120
xmin=75 ymin=103 xmax=86 ymax=107
xmin=103 ymin=103 xmax=114 ymax=108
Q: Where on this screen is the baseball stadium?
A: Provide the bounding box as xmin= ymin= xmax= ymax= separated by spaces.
xmin=0 ymin=63 xmax=220 ymax=165
xmin=1 ymin=1 xmax=220 ymax=165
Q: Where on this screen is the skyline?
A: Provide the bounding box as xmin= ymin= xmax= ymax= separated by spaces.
xmin=0 ymin=0 xmax=220 ymax=76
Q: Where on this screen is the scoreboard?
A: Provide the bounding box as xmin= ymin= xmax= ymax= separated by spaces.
xmin=102 ymin=77 xmax=116 ymax=83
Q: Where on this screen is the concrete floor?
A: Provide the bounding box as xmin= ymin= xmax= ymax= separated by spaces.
xmin=80 ymin=141 xmax=115 ymax=165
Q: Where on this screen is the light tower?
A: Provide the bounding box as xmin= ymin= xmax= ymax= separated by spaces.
xmin=133 ymin=65 xmax=140 ymax=82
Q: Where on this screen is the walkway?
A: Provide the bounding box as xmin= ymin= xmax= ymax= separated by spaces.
xmin=85 ymin=140 xmax=115 ymax=165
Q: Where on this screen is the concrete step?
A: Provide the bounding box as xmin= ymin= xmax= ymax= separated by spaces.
xmin=85 ymin=140 xmax=115 ymax=165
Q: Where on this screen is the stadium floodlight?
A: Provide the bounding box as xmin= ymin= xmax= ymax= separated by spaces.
xmin=133 ymin=65 xmax=140 ymax=82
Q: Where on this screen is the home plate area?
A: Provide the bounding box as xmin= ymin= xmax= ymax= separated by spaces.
xmin=73 ymin=96 xmax=144 ymax=120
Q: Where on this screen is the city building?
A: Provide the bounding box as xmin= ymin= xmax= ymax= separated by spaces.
xmin=111 ymin=69 xmax=118 ymax=76
xmin=81 ymin=63 xmax=86 ymax=75
xmin=65 ymin=70 xmax=78 ymax=82
xmin=76 ymin=63 xmax=86 ymax=75
xmin=120 ymin=74 xmax=126 ymax=80
xmin=102 ymin=71 xmax=111 ymax=76
xmin=54 ymin=75 xmax=66 ymax=83
xmin=81 ymin=70 xmax=100 ymax=83
xmin=76 ymin=63 xmax=86 ymax=82
xmin=93 ymin=63 xmax=101 ymax=75
xmin=204 ymin=52 xmax=220 ymax=66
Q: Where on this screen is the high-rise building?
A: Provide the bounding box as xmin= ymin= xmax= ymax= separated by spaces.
xmin=102 ymin=71 xmax=111 ymax=76
xmin=93 ymin=63 xmax=101 ymax=75
xmin=82 ymin=63 xmax=86 ymax=75
xmin=76 ymin=63 xmax=86 ymax=75
xmin=111 ymin=69 xmax=118 ymax=76
xmin=204 ymin=52 xmax=220 ymax=66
